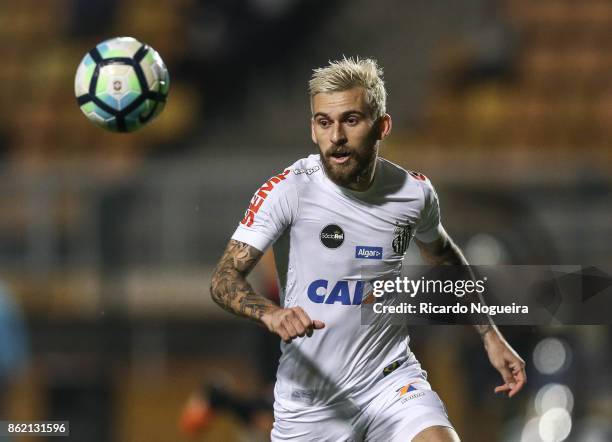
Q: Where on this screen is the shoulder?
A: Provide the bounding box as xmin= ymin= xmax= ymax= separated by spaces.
xmin=240 ymin=158 xmax=310 ymax=228
xmin=249 ymin=155 xmax=322 ymax=199
xmin=287 ymin=154 xmax=324 ymax=182
xmin=378 ymin=157 xmax=436 ymax=194
xmin=269 ymin=154 xmax=324 ymax=195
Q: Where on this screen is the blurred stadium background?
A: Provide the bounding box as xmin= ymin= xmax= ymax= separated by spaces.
xmin=0 ymin=0 xmax=611 ymax=441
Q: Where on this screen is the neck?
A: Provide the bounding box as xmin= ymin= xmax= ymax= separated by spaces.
xmin=341 ymin=157 xmax=378 ymax=192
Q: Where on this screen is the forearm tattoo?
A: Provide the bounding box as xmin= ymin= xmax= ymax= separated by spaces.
xmin=210 ymin=240 xmax=277 ymax=321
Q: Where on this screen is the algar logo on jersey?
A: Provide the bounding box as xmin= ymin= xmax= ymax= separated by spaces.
xmin=241 ymin=169 xmax=291 ymax=227
xmin=355 ymin=246 xmax=382 ymax=259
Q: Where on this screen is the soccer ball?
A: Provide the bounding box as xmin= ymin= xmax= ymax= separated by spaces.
xmin=74 ymin=37 xmax=169 ymax=132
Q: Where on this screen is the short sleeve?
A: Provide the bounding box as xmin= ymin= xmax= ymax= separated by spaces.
xmin=415 ymin=179 xmax=445 ymax=243
xmin=231 ymin=169 xmax=298 ymax=252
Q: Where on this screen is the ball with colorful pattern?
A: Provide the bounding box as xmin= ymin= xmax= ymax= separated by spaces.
xmin=74 ymin=37 xmax=169 ymax=132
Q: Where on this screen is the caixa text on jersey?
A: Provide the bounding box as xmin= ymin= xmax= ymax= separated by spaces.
xmin=307 ymin=279 xmax=365 ymax=305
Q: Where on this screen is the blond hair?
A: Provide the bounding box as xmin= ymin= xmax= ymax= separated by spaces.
xmin=309 ymin=56 xmax=387 ymax=120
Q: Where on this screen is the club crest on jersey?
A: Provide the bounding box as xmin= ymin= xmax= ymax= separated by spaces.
xmin=392 ymin=223 xmax=412 ymax=254
xmin=320 ymin=224 xmax=344 ymax=249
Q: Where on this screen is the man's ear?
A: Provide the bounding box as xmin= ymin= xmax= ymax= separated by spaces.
xmin=311 ymin=119 xmax=317 ymax=144
xmin=377 ymin=114 xmax=392 ymax=140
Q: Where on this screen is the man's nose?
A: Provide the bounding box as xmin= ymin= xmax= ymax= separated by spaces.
xmin=330 ymin=122 xmax=347 ymax=146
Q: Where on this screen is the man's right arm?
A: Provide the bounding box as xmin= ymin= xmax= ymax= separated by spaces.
xmin=210 ymin=239 xmax=276 ymax=320
xmin=210 ymin=239 xmax=325 ymax=343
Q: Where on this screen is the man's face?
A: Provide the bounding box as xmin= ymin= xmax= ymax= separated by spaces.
xmin=311 ymin=87 xmax=391 ymax=191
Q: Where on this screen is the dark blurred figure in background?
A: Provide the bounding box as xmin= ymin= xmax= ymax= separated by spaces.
xmin=0 ymin=282 xmax=28 ymax=419
xmin=180 ymin=250 xmax=279 ymax=441
xmin=179 ymin=381 xmax=274 ymax=442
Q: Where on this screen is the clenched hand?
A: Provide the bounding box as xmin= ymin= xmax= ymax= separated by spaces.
xmin=261 ymin=307 xmax=325 ymax=343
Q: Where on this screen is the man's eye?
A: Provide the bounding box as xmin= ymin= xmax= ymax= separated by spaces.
xmin=318 ymin=120 xmax=330 ymax=127
xmin=346 ymin=117 xmax=359 ymax=125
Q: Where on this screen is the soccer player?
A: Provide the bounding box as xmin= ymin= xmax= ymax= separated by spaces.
xmin=210 ymin=57 xmax=526 ymax=441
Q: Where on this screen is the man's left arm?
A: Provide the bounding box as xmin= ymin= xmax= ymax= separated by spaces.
xmin=416 ymin=231 xmax=527 ymax=398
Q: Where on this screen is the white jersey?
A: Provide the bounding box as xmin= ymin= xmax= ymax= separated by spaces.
xmin=232 ymin=154 xmax=444 ymax=416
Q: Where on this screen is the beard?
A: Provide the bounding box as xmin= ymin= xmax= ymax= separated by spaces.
xmin=318 ymin=143 xmax=378 ymax=190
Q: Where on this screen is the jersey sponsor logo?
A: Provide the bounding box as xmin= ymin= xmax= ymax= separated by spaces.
xmin=392 ymin=223 xmax=412 ymax=254
xmin=240 ymin=169 xmax=291 ymax=227
xmin=397 ymin=384 xmax=417 ymax=396
xmin=355 ymin=246 xmax=383 ymax=259
xmin=290 ymin=389 xmax=315 ymax=403
xmin=293 ymin=165 xmax=320 ymax=175
xmin=320 ymin=224 xmax=344 ymax=248
xmin=397 ymin=384 xmax=425 ymax=402
xmin=307 ymin=279 xmax=365 ymax=305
